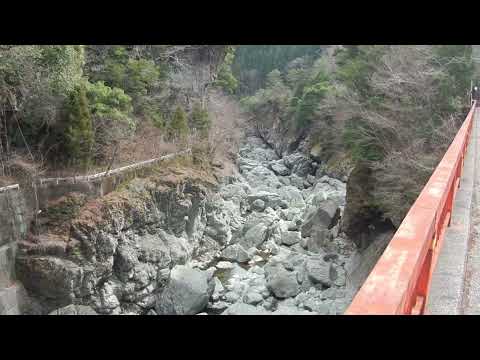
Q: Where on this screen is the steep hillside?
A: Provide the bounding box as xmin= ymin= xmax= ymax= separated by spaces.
xmin=0 ymin=45 xmax=230 ymax=180
xmin=239 ymin=45 xmax=475 ymax=248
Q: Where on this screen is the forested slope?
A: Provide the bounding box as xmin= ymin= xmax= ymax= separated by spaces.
xmin=237 ymin=45 xmax=475 ymax=247
xmin=0 ymin=45 xmax=233 ymax=182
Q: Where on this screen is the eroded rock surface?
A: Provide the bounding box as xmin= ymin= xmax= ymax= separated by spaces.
xmin=18 ymin=135 xmax=360 ymax=315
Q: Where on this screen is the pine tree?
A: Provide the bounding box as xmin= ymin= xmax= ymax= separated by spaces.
xmin=64 ymin=84 xmax=94 ymax=167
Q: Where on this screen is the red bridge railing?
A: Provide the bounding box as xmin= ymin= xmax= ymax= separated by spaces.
xmin=346 ymin=101 xmax=477 ymax=315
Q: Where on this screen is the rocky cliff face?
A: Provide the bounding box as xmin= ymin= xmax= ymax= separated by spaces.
xmin=16 ymin=162 xmax=219 ymax=314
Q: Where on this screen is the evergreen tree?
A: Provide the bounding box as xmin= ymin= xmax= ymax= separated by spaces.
xmin=214 ymin=46 xmax=238 ymax=94
xmin=64 ymin=84 xmax=94 ymax=167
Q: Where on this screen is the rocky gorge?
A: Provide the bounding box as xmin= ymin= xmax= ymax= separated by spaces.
xmin=14 ymin=127 xmax=392 ymax=315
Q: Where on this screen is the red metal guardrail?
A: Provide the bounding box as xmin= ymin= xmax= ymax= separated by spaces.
xmin=345 ymin=101 xmax=477 ymax=315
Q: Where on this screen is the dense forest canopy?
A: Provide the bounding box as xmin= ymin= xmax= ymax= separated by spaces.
xmin=232 ymin=45 xmax=323 ymax=94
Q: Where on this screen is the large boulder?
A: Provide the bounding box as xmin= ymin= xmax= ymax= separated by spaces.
xmin=15 ymin=256 xmax=84 ymax=308
xmin=243 ymin=166 xmax=282 ymax=189
xmin=247 ymin=191 xmax=286 ymax=210
xmin=283 ymin=152 xmax=313 ymax=177
xmin=205 ymin=197 xmax=243 ymax=246
xmin=155 ymin=265 xmax=212 ymax=315
xmin=275 ymin=186 xmax=306 ymax=209
xmin=219 ymin=182 xmax=251 ymax=204
xmin=305 ymin=258 xmax=336 ymax=287
xmin=251 ymin=199 xmax=266 ymax=212
xmin=301 ymin=200 xmax=341 ymax=238
xmin=289 ymin=174 xmax=307 ymax=190
xmin=305 ymin=178 xmax=346 ymax=207
xmin=243 ymin=291 xmax=264 ymax=305
xmin=220 ymin=244 xmax=251 ymax=263
xmin=306 ymin=228 xmax=331 ymax=253
xmin=236 ymin=210 xmax=278 ymax=249
xmin=281 ymin=231 xmax=301 ymax=246
xmin=270 ymin=160 xmax=291 ymax=176
xmin=239 ymin=223 xmax=270 ymax=249
xmin=95 ymin=281 xmax=121 ymax=314
xmin=265 ymin=266 xmax=300 ymax=299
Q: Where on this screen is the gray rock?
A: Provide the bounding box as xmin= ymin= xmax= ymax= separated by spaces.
xmin=307 ymin=228 xmax=330 ymax=253
xmin=263 ymin=298 xmax=275 ymax=311
xmin=275 ymin=186 xmax=306 ymax=209
xmin=244 ymin=166 xmax=282 ymax=189
xmin=287 ymin=221 xmax=299 ymax=231
xmin=216 ymin=261 xmax=234 ymax=270
xmin=301 ymin=200 xmax=341 ymax=238
xmin=266 ymin=266 xmax=300 ymax=299
xmin=207 ymin=301 xmax=229 ymax=312
xmin=212 ymin=277 xmax=225 ymax=301
xmin=247 ymin=191 xmax=285 ymax=210
xmin=251 ymin=199 xmax=266 ymax=212
xmin=98 ymin=281 xmax=121 ymax=311
xmin=322 ymin=287 xmax=338 ymax=300
xmin=243 ymin=291 xmax=263 ymax=305
xmin=305 ymin=259 xmax=335 ymax=286
xmin=155 ymin=265 xmax=211 ymax=315
xmin=250 ymin=265 xmax=265 ymax=275
xmin=114 ymin=245 xmax=139 ymax=280
xmin=15 ymin=256 xmax=83 ymax=305
xmin=222 ymin=302 xmax=269 ymax=315
xmin=225 ymin=291 xmax=241 ymax=303
xmin=289 ymin=174 xmax=306 ymax=190
xmin=239 ymin=223 xmax=270 ymax=249
xmin=220 ymin=244 xmax=251 ymax=263
xmin=283 ymin=153 xmax=313 ymax=177
xmin=247 ymin=247 xmax=259 ymax=258
xmin=205 ymin=197 xmax=243 ymax=246
xmin=270 ymin=160 xmax=291 ymax=176
xmin=280 ymin=207 xmax=302 ymax=222
xmin=278 ymin=177 xmax=291 ymax=186
xmin=303 ymin=299 xmax=331 ymax=314
xmin=300 ymin=237 xmax=309 ymax=249
xmin=220 ymin=182 xmax=250 ymax=203
xmin=281 ymin=231 xmax=301 ymax=246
